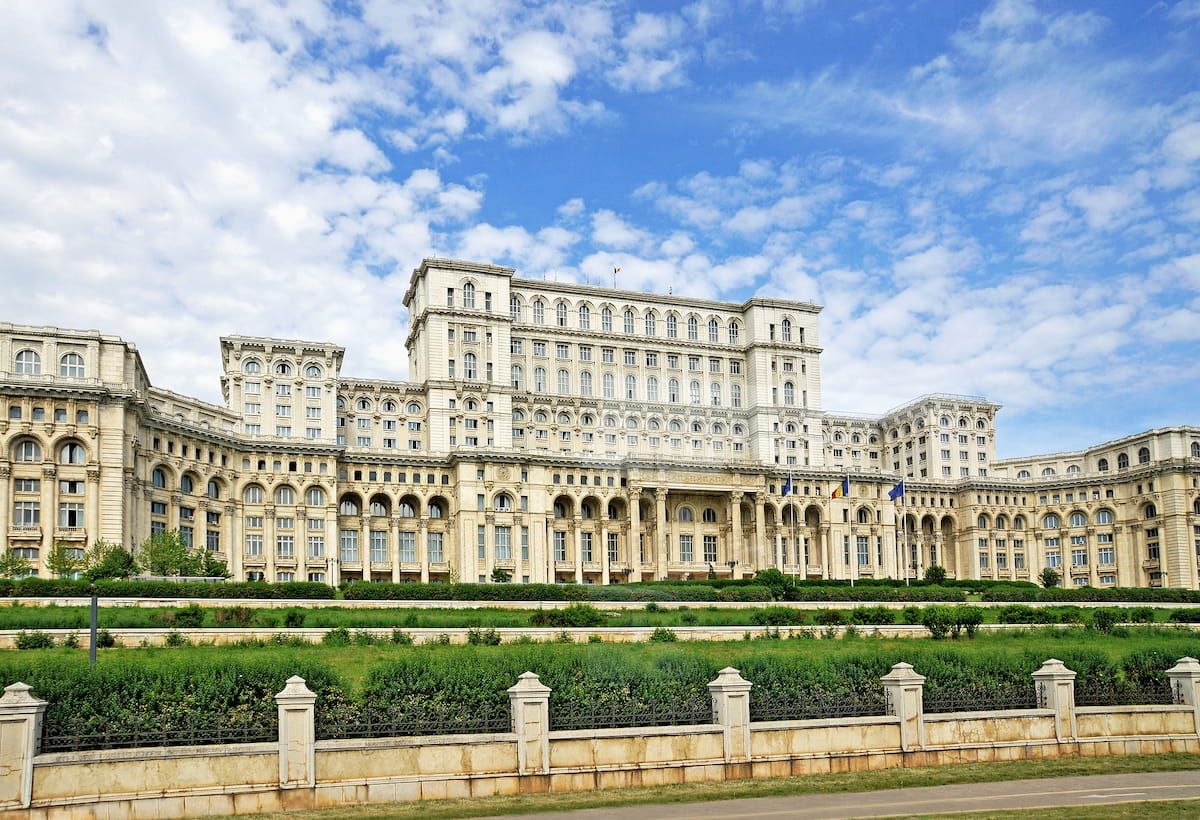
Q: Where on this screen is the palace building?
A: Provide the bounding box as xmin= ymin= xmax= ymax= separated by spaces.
xmin=2 ymin=258 xmax=1199 ymax=588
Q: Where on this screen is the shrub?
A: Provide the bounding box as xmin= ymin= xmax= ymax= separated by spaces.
xmin=95 ymin=629 xmax=116 ymax=648
xmin=923 ymin=565 xmax=948 ymax=585
xmin=752 ymin=606 xmax=804 ymax=626
xmin=466 ymin=628 xmax=502 ymax=646
xmin=849 ymin=606 xmax=895 ymax=625
xmin=717 ymin=585 xmax=772 ymax=602
xmin=1092 ymin=608 xmax=1121 ymax=633
xmin=1169 ymin=609 xmax=1200 ymax=623
xmin=432 ymin=633 xmax=451 ymax=645
xmin=61 ymin=632 xmax=79 ymax=649
xmin=214 ymin=606 xmax=256 ymax=626
xmin=588 ymin=634 xmax=603 ymax=643
xmin=813 ymin=609 xmax=845 ymax=626
xmin=529 ymin=603 xmax=605 ymax=628
xmin=680 ymin=612 xmax=699 ymax=625
xmin=644 ymin=602 xmax=662 ymax=613
xmin=1129 ymin=606 xmax=1157 ymax=624
xmin=164 ymin=630 xmax=189 ymax=647
xmin=390 ymin=629 xmax=414 ymax=645
xmin=649 ymin=627 xmax=678 ymax=642
xmin=951 ymin=606 xmax=984 ymax=638
xmin=15 ymin=630 xmax=55 ymax=649
xmin=282 ymin=610 xmax=306 ymax=628
xmin=323 ymin=627 xmax=351 ymax=647
xmin=922 ymin=606 xmax=953 ymax=640
xmin=352 ymin=630 xmax=376 ymax=646
xmin=171 ymin=603 xmax=205 ymax=628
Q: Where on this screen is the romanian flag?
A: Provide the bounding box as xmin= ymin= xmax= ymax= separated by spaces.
xmin=782 ymin=475 xmax=793 ymax=496
xmin=614 ymin=267 xmax=621 ymax=274
xmin=831 ymin=477 xmax=849 ymax=499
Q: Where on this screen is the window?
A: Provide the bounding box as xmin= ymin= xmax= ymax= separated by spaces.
xmin=428 ymin=531 xmax=444 ymax=562
xmin=603 ymin=373 xmax=615 ymax=398
xmin=369 ymin=531 xmax=388 ymax=562
xmin=783 ymin=382 xmax=795 ymax=405
xmin=556 ymin=302 xmax=567 ymax=326
xmin=305 ymin=364 xmax=322 ymax=378
xmin=624 ymin=349 xmax=636 ymax=365
xmin=245 ymin=534 xmax=263 ymax=556
xmin=578 ymin=305 xmax=590 ymax=328
xmin=275 ymin=486 xmax=295 ymax=505
xmin=14 ymin=350 xmax=41 ymax=375
xmin=711 ymin=383 xmax=721 ymax=406
xmin=535 ymin=367 xmax=547 ymax=392
xmin=781 ymin=318 xmax=792 ymax=341
xmin=532 ymin=300 xmax=545 ymax=323
xmin=689 ymin=380 xmax=700 ymax=404
xmin=1098 ymin=458 xmax=1109 ymax=471
xmin=59 ymin=442 xmax=85 ymax=465
xmin=668 ymin=378 xmax=680 ymax=402
xmin=679 ymin=534 xmax=694 ymax=561
xmin=464 ymin=352 xmax=477 ymax=379
xmin=339 ymin=530 xmax=359 ymax=562
xmin=1096 ymin=509 xmax=1113 ymax=525
xmin=708 ymin=318 xmax=719 ymax=342
xmin=623 ymin=310 xmax=634 ymax=334
xmin=1069 ymin=512 xmax=1086 ymax=527
xmin=462 ymin=281 xmax=476 ymax=308
xmin=1043 ymin=514 xmax=1060 ymax=529
xmin=1138 ymin=446 xmax=1151 ymax=464
xmin=14 ymin=440 xmax=41 ymax=462
xmin=244 ymin=360 xmax=262 ymax=374
xmin=1117 ymin=453 xmax=1129 ymax=469
xmin=274 ymin=361 xmax=293 ymax=376
xmin=687 ymin=317 xmax=698 ymax=340
xmin=731 ymin=384 xmax=742 ymax=407
xmin=645 ymin=313 xmax=656 ymax=335
xmin=510 ymin=296 xmax=521 ymax=321
xmin=729 ymin=322 xmax=739 ymax=343
xmin=646 ymin=376 xmax=659 ymax=402
xmin=59 ymin=353 xmax=85 ymax=378
xmin=13 ymin=501 xmax=39 ymax=527
xmin=625 ymin=375 xmax=636 ymax=399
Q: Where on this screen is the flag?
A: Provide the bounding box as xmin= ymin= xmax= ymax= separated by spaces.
xmin=782 ymin=475 xmax=792 ymax=496
xmin=888 ymin=481 xmax=905 ymax=501
xmin=831 ymin=477 xmax=849 ymax=499
xmin=613 ymin=267 xmax=621 ymax=274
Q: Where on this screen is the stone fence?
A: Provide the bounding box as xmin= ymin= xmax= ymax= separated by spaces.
xmin=0 ymin=658 xmax=1198 ymax=819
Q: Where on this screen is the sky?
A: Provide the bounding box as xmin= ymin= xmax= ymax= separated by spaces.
xmin=2 ymin=0 xmax=1198 ymax=459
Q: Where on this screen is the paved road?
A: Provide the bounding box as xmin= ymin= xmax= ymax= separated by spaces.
xmin=475 ymin=771 xmax=1200 ymax=819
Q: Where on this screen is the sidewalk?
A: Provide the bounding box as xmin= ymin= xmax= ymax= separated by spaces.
xmin=473 ymin=770 xmax=1200 ymax=819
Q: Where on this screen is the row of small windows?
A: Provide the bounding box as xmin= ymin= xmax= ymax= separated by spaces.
xmin=1016 ymin=446 xmax=1166 ymax=477
xmin=242 ymin=360 xmax=325 ymax=378
xmin=511 ymin=408 xmax=746 ymax=437
xmin=149 ymin=468 xmax=223 ymax=499
xmin=13 ymin=350 xmax=86 ymax=378
xmin=974 ymin=509 xmax=1159 ymax=530
xmin=509 ymin=368 xmax=757 ymax=405
xmin=239 ymin=486 xmax=448 ymax=519
xmin=336 ymin=397 xmax=422 ymax=415
xmin=508 ymin=298 xmax=755 ymax=343
xmin=831 ymin=431 xmax=879 ymax=445
xmin=8 ymin=406 xmax=89 ymax=423
xmin=10 ymin=440 xmax=87 ymax=464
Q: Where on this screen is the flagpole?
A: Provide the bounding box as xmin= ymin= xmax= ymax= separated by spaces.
xmin=902 ymin=492 xmax=910 ymax=586
xmin=847 ymin=475 xmax=855 ymax=588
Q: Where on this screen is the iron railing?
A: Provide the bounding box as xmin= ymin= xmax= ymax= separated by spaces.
xmin=550 ymin=697 xmax=712 ymax=731
xmin=751 ymin=688 xmax=887 ymax=722
xmin=316 ymin=702 xmax=510 ymax=740
xmin=42 ymin=720 xmax=277 ymax=752
xmin=923 ymin=683 xmax=1039 ymax=714
xmin=1074 ymin=679 xmax=1181 ymax=707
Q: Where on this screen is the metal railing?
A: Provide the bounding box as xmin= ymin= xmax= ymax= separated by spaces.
xmin=550 ymin=697 xmax=712 ymax=731
xmin=1074 ymin=679 xmax=1181 ymax=707
xmin=43 ymin=719 xmax=277 ymax=752
xmin=750 ymin=688 xmax=887 ymax=721
xmin=923 ymin=683 xmax=1039 ymax=714
xmin=316 ymin=702 xmax=510 ymax=740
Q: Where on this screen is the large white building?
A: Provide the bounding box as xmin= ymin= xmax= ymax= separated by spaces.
xmin=3 ymin=258 xmax=1199 ymax=588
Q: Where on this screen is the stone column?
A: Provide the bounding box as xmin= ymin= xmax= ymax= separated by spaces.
xmin=753 ymin=496 xmax=767 ymax=572
xmin=85 ymin=468 xmax=101 ymax=544
xmin=707 ymin=667 xmax=752 ymax=763
xmin=654 ymin=488 xmax=668 ymax=580
xmin=418 ymin=518 xmax=430 ymax=583
xmin=39 ymin=467 xmax=55 ymax=557
xmin=599 ymin=519 xmax=610 ymax=585
xmin=573 ymin=517 xmax=583 ymax=584
xmin=881 ymin=662 xmax=925 ymax=752
xmin=1032 ymin=658 xmax=1077 ymax=742
xmin=507 ymin=672 xmax=551 ymax=776
xmin=1167 ymin=657 xmax=1200 ymax=737
xmin=325 ymin=507 xmax=339 ymax=586
xmin=729 ymin=492 xmax=744 ymax=577
xmin=263 ymin=504 xmax=277 ymax=582
xmin=275 ymin=676 xmax=317 ymax=789
xmin=628 ymin=488 xmax=643 ymax=582
xmin=224 ymin=504 xmax=239 ymax=579
xmin=0 ymin=682 xmax=48 ymax=809
xmin=391 ymin=515 xmax=402 ymax=583
xmin=0 ymin=466 xmax=10 ymax=554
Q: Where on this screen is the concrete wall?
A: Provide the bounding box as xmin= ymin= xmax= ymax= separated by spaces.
xmin=0 ymin=657 xmax=1198 ymax=820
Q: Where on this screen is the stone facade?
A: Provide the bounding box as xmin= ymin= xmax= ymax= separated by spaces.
xmin=1 ymin=257 xmax=1199 ymax=588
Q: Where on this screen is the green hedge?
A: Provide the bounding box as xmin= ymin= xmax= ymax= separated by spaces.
xmin=0 ymin=578 xmax=336 ymax=600
xmin=982 ymin=586 xmax=1200 ymax=604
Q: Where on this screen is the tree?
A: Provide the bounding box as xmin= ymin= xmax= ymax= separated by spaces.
xmin=0 ymin=552 xmax=32 ymax=579
xmin=923 ymin=565 xmax=948 ymax=585
xmin=489 ymin=566 xmax=511 ymax=583
xmin=755 ymin=568 xmax=792 ymax=601
xmin=138 ymin=530 xmax=191 ymax=576
xmin=1040 ymin=567 xmax=1061 ymax=589
xmin=45 ymin=541 xmax=85 ymax=579
xmin=84 ymin=539 xmax=137 ymax=580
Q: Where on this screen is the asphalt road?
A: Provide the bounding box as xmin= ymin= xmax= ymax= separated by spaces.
xmin=474 ymin=770 xmax=1200 ymax=819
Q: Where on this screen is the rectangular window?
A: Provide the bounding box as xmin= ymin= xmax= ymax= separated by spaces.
xmin=1046 ymin=550 xmax=1061 ymax=568
xmin=856 ymin=535 xmax=869 ymax=566
xmin=580 ymin=531 xmax=593 ymax=562
xmin=607 ymin=532 xmax=619 ymax=562
xmin=58 ymin=502 xmax=84 ymax=528
xmin=979 ymin=552 xmax=989 ymax=569
xmin=205 ymin=530 xmax=220 ymax=551
xmin=521 ymin=526 xmax=530 ymax=560
xmin=478 ymin=524 xmax=486 ymax=560
xmin=428 ymin=531 xmax=444 ymax=563
xmin=276 ymin=535 xmax=295 ymax=559
xmin=1071 ymin=549 xmax=1087 ymax=567
xmin=703 ymin=535 xmax=718 ymax=563
xmin=1014 ymin=553 xmax=1025 ymax=569
xmin=307 ymin=536 xmax=325 ymax=558
xmin=369 ymin=530 xmax=388 ymax=563
xmin=339 ymin=530 xmax=359 ymax=562
xmin=306 ymin=386 xmax=321 ymax=398
xmin=553 ymin=531 xmax=566 ymax=561
xmin=1097 ymin=546 xmax=1114 ymax=565
xmin=393 ymin=531 xmax=414 ymax=562
xmin=679 ymin=534 xmax=694 ymax=562
xmin=495 ymin=526 xmax=512 ymax=560
xmin=13 ymin=501 xmax=40 ymax=527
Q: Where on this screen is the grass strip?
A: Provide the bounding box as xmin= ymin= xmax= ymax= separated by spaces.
xmin=880 ymin=800 xmax=1200 ymax=819
xmin=205 ymin=754 xmax=1200 ymax=820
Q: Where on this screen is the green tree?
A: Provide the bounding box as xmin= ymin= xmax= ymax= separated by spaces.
xmin=0 ymin=551 xmax=32 ymax=579
xmin=489 ymin=566 xmax=512 ymax=583
xmin=1040 ymin=567 xmax=1062 ymax=589
xmin=83 ymin=539 xmax=137 ymax=580
xmin=187 ymin=550 xmax=231 ymax=579
xmin=754 ymin=568 xmax=792 ymax=600
xmin=45 ymin=541 xmax=85 ymax=579
xmin=138 ymin=530 xmax=191 ymax=576
xmin=923 ymin=565 xmax=948 ymax=585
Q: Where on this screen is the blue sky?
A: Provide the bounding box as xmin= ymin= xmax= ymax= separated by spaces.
xmin=2 ymin=1 xmax=1198 ymax=458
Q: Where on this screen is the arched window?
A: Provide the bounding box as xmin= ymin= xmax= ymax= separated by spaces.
xmin=243 ymin=484 xmax=263 ymax=503
xmin=604 ymin=415 xmax=617 ymax=428
xmin=60 ymin=353 xmax=85 ymax=378
xmin=558 ymin=412 xmax=572 ymax=425
xmin=689 ymin=380 xmax=701 ymax=404
xmin=687 ymin=316 xmax=698 ymax=340
xmin=14 ymin=350 xmax=41 ymax=375
xmin=623 ymin=310 xmax=635 ymax=334
xmin=959 ymin=418 xmax=968 ymax=428
xmin=625 ymin=375 xmax=636 ymax=399
xmin=180 ymin=474 xmax=195 ymax=494
xmin=625 ymin=417 xmax=639 ymax=430
xmin=1096 ymin=509 xmax=1113 ymax=525
xmin=647 ymin=376 xmax=659 ymax=402
xmin=582 ymin=414 xmax=594 ymax=425
xmin=59 ymin=442 xmax=85 ymax=465
xmin=494 ymin=493 xmax=513 ymax=512
xmin=532 ymin=300 xmax=545 ymax=323
xmin=669 ymin=420 xmax=683 ymax=432
xmin=535 ymin=367 xmax=547 ymax=392
xmin=711 ymin=383 xmax=721 ymax=405
xmin=556 ymin=302 xmax=567 ymax=326
xmin=553 ymin=501 xmax=567 ymax=519
xmin=399 ymin=500 xmax=416 ymax=517
xmin=382 ymin=399 xmax=397 ymax=412
xmin=357 ymin=398 xmax=372 ymax=411
xmin=1069 ymin=512 xmax=1086 ymax=527
xmin=1017 ymin=470 xmax=1031 ymax=478
xmin=668 ymin=378 xmax=680 ymax=402
xmin=306 ymin=487 xmax=326 ymax=506
xmin=645 ymin=313 xmax=657 ymax=336
xmin=510 ymin=296 xmax=521 ymax=321
xmin=857 ymin=508 xmax=870 ymax=525
xmin=1013 ymin=516 xmax=1026 ymax=530
xmin=703 ymin=508 xmax=718 ymax=523
xmin=558 ymin=369 xmax=570 ymax=394
xmin=603 ymin=373 xmax=614 ymax=398
xmin=733 ymin=424 xmax=745 ymax=436
xmin=1144 ymin=504 xmax=1157 ymax=519
xmin=708 ymin=318 xmax=719 ymax=342
xmin=783 ymin=382 xmax=795 ymax=405
xmin=536 ymin=411 xmax=549 ymax=422
xmin=977 ymin=515 xmax=989 ymax=529
xmin=995 ymin=516 xmax=1007 ymax=530
xmin=580 ymin=370 xmax=593 ymax=396
xmin=581 ymin=503 xmax=594 ymax=519
xmin=407 ymin=403 xmax=421 ymax=414
xmin=1191 ymin=442 xmax=1200 ymax=458
xmin=940 ymin=416 xmax=950 ymax=426
xmin=1041 ymin=467 xmax=1056 ymax=476
xmin=1097 ymin=458 xmax=1109 ymax=472
xmin=1138 ymin=446 xmax=1151 ymax=464
xmin=712 ymin=422 xmax=724 ymax=435
xmin=834 ymin=432 xmax=843 ymax=442
xmin=578 ymin=305 xmax=590 ymax=328
xmin=648 ymin=418 xmax=661 ymax=431
xmin=305 ymin=364 xmax=322 ymax=378
xmin=1117 ymin=453 xmax=1129 ymax=469
xmin=667 ymin=314 xmax=678 ymax=338
xmin=370 ymin=499 xmax=388 ymax=517
xmin=1066 ymin=465 xmax=1080 ymax=474
xmin=14 ymin=440 xmax=42 ymax=463
xmin=207 ymin=480 xmax=221 ymax=500
xmin=601 ymin=307 xmax=613 ymax=331
xmin=428 ymin=501 xmax=445 ymax=519
xmin=780 ymin=318 xmax=791 ymax=342
xmin=511 ymin=365 xmax=523 ymax=390
xmin=339 ymin=497 xmax=360 ymax=516
xmin=462 ymin=281 xmax=476 ymax=308
xmin=274 ymin=361 xmax=293 ymax=376
xmin=691 ymin=421 xmax=703 ymax=433
xmin=275 ymin=486 xmax=296 ymax=505
xmin=1043 ymin=514 xmax=1060 ymax=529
xmin=678 ymin=507 xmax=694 ymax=523
xmin=463 ymin=353 xmax=477 ymax=379
xmin=244 ymin=359 xmax=262 ymax=374
xmin=729 ymin=321 xmax=739 ymax=343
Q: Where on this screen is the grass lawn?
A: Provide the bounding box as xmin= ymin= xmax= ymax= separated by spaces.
xmin=194 ymin=755 xmax=1200 ymax=820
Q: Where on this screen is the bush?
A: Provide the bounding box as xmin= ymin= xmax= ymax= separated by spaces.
xmin=529 ymin=603 xmax=605 ymax=628
xmin=680 ymin=611 xmax=698 ymax=625
xmin=282 ymin=610 xmax=306 ymax=628
xmin=390 ymin=630 xmax=414 ymax=645
xmin=849 ymin=606 xmax=895 ymax=625
xmin=323 ymin=627 xmax=351 ymax=647
xmin=214 ymin=606 xmax=256 ymax=626
xmin=15 ymin=630 xmax=55 ymax=649
xmin=923 ymin=565 xmax=948 ymax=585
xmin=1129 ymin=607 xmax=1157 ymax=624
xmin=1092 ymin=608 xmax=1121 ymax=633
xmin=466 ymin=627 xmax=502 ymax=646
xmin=951 ymin=606 xmax=984 ymax=638
xmin=752 ymin=606 xmax=805 ymax=626
xmin=171 ymin=603 xmax=205 ymax=628
xmin=922 ymin=606 xmax=954 ymax=640
xmin=164 ymin=630 xmax=189 ymax=647
xmin=1169 ymin=609 xmax=1200 ymax=623
xmin=649 ymin=627 xmax=679 ymax=642
xmin=813 ymin=609 xmax=845 ymax=626
xmin=95 ymin=629 xmax=116 ymax=648
xmin=62 ymin=632 xmax=79 ymax=649
xmin=717 ymin=585 xmax=772 ymax=602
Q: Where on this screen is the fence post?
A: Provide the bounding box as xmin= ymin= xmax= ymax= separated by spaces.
xmin=1166 ymin=657 xmax=1200 ymax=738
xmin=708 ymin=667 xmax=753 ymax=763
xmin=0 ymin=682 xmax=48 ymax=809
xmin=507 ymin=671 xmax=551 ymax=775
xmin=881 ymin=662 xmax=925 ymax=751
xmin=1032 ymin=658 xmax=1076 ymax=742
xmin=275 ymin=676 xmax=317 ymax=789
